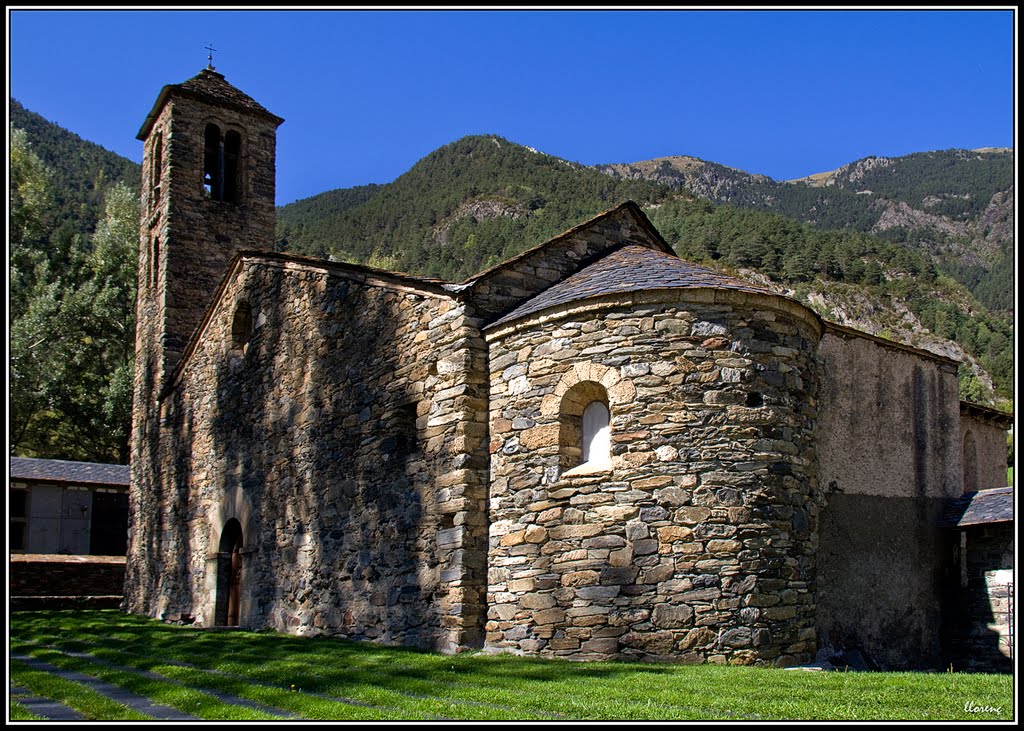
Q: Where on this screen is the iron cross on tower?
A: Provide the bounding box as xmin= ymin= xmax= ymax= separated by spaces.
xmin=205 ymin=43 xmax=218 ymax=70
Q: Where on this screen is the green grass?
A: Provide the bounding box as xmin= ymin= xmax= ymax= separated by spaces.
xmin=1008 ymin=466 xmax=1013 ymax=485
xmin=9 ymin=610 xmax=1014 ymax=721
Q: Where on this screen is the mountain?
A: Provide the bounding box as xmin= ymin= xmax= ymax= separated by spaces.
xmin=276 ymin=135 xmax=673 ymax=279
xmin=9 ymin=100 xmax=1013 ymax=405
xmin=277 ymin=136 xmax=1014 ymax=402
xmin=10 ymin=98 xmax=142 ymax=238
xmin=596 ymin=149 xmax=1014 ymax=313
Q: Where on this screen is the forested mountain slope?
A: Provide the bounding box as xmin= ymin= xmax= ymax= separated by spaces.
xmin=278 ymin=135 xmax=1013 ymax=401
xmin=597 ymin=148 xmax=1014 ymax=313
xmin=10 ymin=101 xmax=1013 ymax=467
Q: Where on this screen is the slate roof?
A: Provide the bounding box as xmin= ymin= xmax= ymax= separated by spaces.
xmin=486 ymin=244 xmax=775 ymax=329
xmin=176 ymin=68 xmax=281 ymax=119
xmin=10 ymin=457 xmax=130 ymax=488
xmin=463 ymin=201 xmax=674 ymax=286
xmin=941 ymin=486 xmax=1014 ymax=527
xmin=138 ymin=68 xmax=284 ymax=140
xmin=960 ymin=401 xmax=1014 ymax=429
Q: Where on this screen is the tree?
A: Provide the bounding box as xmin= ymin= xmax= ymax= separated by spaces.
xmin=10 ymin=177 xmax=139 ymax=463
xmin=10 ymin=126 xmax=52 ymax=250
xmin=10 ymin=126 xmax=54 ymax=318
xmin=81 ymin=182 xmax=140 ymax=462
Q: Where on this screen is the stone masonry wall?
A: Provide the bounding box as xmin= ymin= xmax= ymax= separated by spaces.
xmin=484 ymin=290 xmax=822 ymax=665
xmin=127 ymin=256 xmax=490 ymax=652
xmin=950 ymin=523 xmax=1013 ymax=673
xmin=129 ymin=83 xmax=281 ymax=612
xmin=11 ymin=555 xmax=126 ymax=598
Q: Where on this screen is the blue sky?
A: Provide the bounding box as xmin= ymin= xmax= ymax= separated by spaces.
xmin=7 ymin=8 xmax=1016 ymax=206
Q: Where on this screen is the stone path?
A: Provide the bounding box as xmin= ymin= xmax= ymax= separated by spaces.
xmin=13 ymin=640 xmax=553 ymax=721
xmin=11 ymin=654 xmax=200 ymax=721
xmin=10 ymin=643 xmax=571 ymax=721
xmin=9 ymin=684 xmax=85 ymax=721
xmin=57 ymin=650 xmax=300 ymax=720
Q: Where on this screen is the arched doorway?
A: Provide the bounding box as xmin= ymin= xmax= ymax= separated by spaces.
xmin=215 ymin=519 xmax=244 ymax=626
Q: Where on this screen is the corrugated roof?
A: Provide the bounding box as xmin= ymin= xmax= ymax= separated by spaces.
xmin=10 ymin=457 xmax=129 ymax=487
xmin=941 ymin=486 xmax=1014 ymax=527
xmin=486 ymin=244 xmax=773 ymax=329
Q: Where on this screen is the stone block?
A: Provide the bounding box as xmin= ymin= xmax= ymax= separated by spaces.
xmin=621 ymin=630 xmax=675 ymax=655
xmin=548 ymin=637 xmax=580 ymax=651
xmin=707 ymin=539 xmax=742 ymax=554
xmin=549 ymin=524 xmax=603 ymax=540
xmin=625 ymin=520 xmax=650 ymax=541
xmin=520 ymin=593 xmax=556 ymax=610
xmin=679 ymin=627 xmax=715 ymax=650
xmin=591 ymin=505 xmax=639 ymax=522
xmin=561 ymin=570 xmax=599 ymax=587
xmin=519 ymin=424 xmax=560 ymax=450
xmin=580 ymin=637 xmax=620 ymax=654
xmin=658 ymin=526 xmax=693 ymax=543
xmin=632 ymin=538 xmax=659 ymax=556
xmin=652 ymin=604 xmax=694 ymax=629
xmin=676 ymin=507 xmax=711 ymax=524
xmin=633 ymin=475 xmax=674 ymax=491
xmin=600 ymin=566 xmax=639 ymax=585
xmin=575 ymin=585 xmax=620 ymax=601
xmin=533 ymin=607 xmax=566 ymax=625
xmin=719 ymin=627 xmax=752 ymax=648
xmin=524 ymin=525 xmax=548 ymax=543
xmin=641 ymin=563 xmax=675 ymax=584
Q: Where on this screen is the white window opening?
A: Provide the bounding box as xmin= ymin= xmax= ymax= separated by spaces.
xmin=582 ymin=401 xmax=611 ymax=468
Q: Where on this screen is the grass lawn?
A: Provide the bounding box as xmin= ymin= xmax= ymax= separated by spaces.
xmin=8 ymin=610 xmax=1014 ymax=721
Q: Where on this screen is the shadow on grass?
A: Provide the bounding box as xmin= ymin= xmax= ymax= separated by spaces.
xmin=10 ymin=609 xmax=1015 ymax=721
xmin=10 ymin=609 xmax=669 ymax=697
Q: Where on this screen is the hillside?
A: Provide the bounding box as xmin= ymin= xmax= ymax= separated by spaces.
xmin=596 ymin=148 xmax=1014 ymax=313
xmin=11 ymin=98 xmax=142 ymax=237
xmin=9 ymin=101 xmax=1014 ymax=405
xmin=278 ymin=137 xmax=1014 ymax=401
xmin=276 ymin=135 xmax=671 ymax=279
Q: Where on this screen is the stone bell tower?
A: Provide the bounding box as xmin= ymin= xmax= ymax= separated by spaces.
xmin=126 ymin=65 xmax=283 ymax=615
xmin=133 ymin=64 xmax=284 ymax=396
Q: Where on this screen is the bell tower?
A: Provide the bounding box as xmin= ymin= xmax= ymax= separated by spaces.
xmin=127 ymin=66 xmax=283 ymax=617
xmin=133 ymin=65 xmax=284 ymax=397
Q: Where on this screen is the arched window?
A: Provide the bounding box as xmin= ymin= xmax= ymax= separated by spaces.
xmin=150 ymin=132 xmax=163 ymax=207
xmin=203 ymin=123 xmax=243 ymax=203
xmin=230 ymin=302 xmax=253 ymax=357
xmin=204 ymin=123 xmax=222 ymax=199
xmin=224 ymin=130 xmax=241 ymax=204
xmin=150 ymin=236 xmax=160 ymax=287
xmin=582 ymin=401 xmax=611 ymax=467
xmin=559 ymin=381 xmax=612 ymax=475
xmin=963 ymin=429 xmax=978 ymax=493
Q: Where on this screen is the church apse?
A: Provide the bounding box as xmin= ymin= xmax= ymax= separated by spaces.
xmin=484 ymin=286 xmax=823 ymax=666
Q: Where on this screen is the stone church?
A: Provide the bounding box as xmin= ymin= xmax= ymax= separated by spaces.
xmin=125 ymin=67 xmax=1013 ymax=670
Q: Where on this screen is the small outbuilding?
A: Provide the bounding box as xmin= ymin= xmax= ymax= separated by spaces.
xmin=942 ymin=486 xmax=1014 ymax=673
xmin=9 ymin=457 xmax=130 ymax=556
